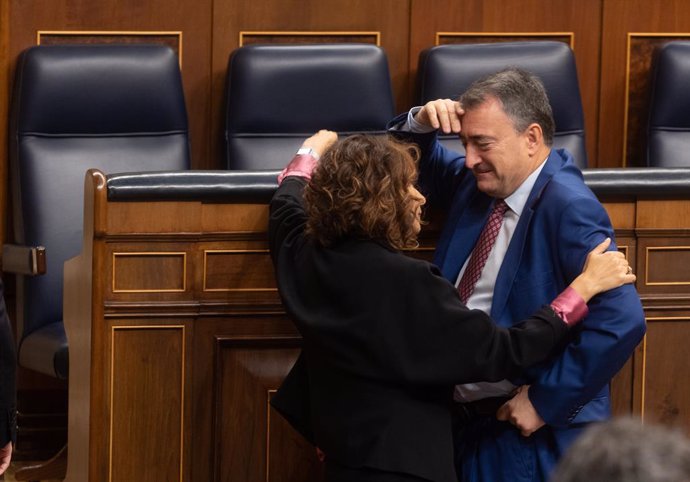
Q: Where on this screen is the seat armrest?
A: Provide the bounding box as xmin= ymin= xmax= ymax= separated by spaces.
xmin=2 ymin=244 xmax=47 ymax=275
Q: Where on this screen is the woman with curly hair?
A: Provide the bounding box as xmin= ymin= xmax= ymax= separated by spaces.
xmin=268 ymin=130 xmax=634 ymax=482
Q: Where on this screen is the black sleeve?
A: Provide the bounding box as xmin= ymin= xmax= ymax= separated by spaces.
xmin=305 ymin=261 xmax=571 ymax=388
xmin=268 ymin=177 xmax=308 ymax=265
xmin=389 ymin=262 xmax=570 ymax=385
xmin=270 ymin=353 xmax=314 ymax=444
xmin=0 ymin=278 xmax=17 ymax=446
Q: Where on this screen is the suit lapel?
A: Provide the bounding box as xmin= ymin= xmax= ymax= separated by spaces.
xmin=490 ymin=152 xmax=563 ymax=321
xmin=436 ymin=190 xmax=493 ymax=283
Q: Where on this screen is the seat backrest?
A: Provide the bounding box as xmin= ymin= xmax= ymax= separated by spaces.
xmin=224 ymin=43 xmax=395 ymax=169
xmin=647 ymin=41 xmax=690 ymax=167
xmin=417 ymin=41 xmax=587 ymax=168
xmin=9 ymin=44 xmax=190 ymax=375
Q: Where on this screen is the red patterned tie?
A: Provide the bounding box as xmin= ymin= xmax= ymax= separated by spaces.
xmin=458 ymin=199 xmax=509 ymax=305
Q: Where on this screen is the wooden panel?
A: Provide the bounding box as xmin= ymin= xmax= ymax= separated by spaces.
xmin=602 ymin=201 xmax=636 ymax=230
xmin=637 ymin=199 xmax=690 ymax=229
xmin=611 ymin=356 xmax=635 ymax=416
xmin=600 ymin=0 xmax=690 ymax=167
xmin=642 ymin=318 xmax=690 ymax=431
xmin=213 ymin=337 xmax=322 ymax=482
xmin=645 ymin=246 xmax=690 ymax=286
xmin=106 ymin=243 xmax=193 ymax=303
xmin=409 ymin=0 xmax=603 ymax=166
xmin=211 ymin=0 xmax=411 ymax=164
xmin=204 ymin=249 xmax=276 ymax=291
xmin=637 ymin=239 xmax=690 ymax=296
xmin=112 ymin=252 xmax=187 ymax=293
xmin=110 ymin=325 xmax=187 ymax=482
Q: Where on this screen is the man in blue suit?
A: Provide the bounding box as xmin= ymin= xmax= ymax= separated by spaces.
xmin=389 ymin=68 xmax=646 ymax=481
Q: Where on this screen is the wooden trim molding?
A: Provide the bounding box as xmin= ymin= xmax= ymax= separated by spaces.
xmin=435 ymin=31 xmax=575 ymax=48
xmin=36 ymin=30 xmax=183 ymax=67
xmin=238 ymin=30 xmax=381 ymax=47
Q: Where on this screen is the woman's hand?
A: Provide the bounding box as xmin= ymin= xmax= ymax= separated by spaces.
xmin=570 ymin=238 xmax=636 ymax=303
xmin=301 ymin=129 xmax=338 ymax=158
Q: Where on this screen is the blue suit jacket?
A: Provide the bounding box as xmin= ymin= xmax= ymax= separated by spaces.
xmin=393 ymin=122 xmax=646 ymax=429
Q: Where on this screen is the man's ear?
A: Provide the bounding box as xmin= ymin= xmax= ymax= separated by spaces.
xmin=525 ymin=123 xmax=543 ymax=155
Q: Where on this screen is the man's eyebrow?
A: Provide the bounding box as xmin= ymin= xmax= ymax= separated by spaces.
xmin=459 ymin=134 xmax=495 ymax=143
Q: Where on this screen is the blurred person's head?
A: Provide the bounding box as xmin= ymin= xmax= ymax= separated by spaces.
xmin=550 ymin=417 xmax=690 ymax=482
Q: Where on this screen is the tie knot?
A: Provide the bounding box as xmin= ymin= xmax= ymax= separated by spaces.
xmin=493 ymin=199 xmax=508 ymax=216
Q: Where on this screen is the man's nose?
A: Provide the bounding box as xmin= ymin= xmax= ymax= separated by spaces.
xmin=464 ymin=146 xmax=480 ymax=169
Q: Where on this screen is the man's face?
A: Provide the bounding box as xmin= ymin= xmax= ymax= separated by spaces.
xmin=459 ymin=97 xmax=537 ymax=199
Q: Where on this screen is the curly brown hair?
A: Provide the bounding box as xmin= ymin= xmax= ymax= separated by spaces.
xmin=303 ymin=134 xmax=421 ymax=250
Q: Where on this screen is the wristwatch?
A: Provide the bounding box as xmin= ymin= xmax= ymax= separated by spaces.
xmin=296 ymin=147 xmax=319 ymax=160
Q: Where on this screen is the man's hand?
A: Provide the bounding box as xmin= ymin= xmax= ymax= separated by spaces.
xmin=301 ymin=129 xmax=338 ymax=158
xmin=496 ymin=385 xmax=545 ymax=437
xmin=0 ymin=441 xmax=12 ymax=475
xmin=414 ymin=99 xmax=464 ymax=134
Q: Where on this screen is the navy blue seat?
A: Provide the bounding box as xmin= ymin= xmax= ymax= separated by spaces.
xmin=647 ymin=41 xmax=690 ymax=167
xmin=416 ymin=41 xmax=588 ymax=168
xmin=224 ymin=43 xmax=395 ymax=169
xmin=7 ymin=44 xmax=190 ymax=380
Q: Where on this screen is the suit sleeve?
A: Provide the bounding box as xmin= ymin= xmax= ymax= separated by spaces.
xmin=268 ymin=176 xmax=308 ymax=266
xmin=528 ymin=195 xmax=646 ymax=427
xmin=388 ymin=113 xmax=467 ymax=208
xmin=0 ymin=278 xmax=17 ymax=446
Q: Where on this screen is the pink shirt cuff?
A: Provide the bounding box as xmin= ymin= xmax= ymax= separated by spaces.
xmin=550 ymin=286 xmax=589 ymax=326
xmin=278 ymin=154 xmax=319 ymax=185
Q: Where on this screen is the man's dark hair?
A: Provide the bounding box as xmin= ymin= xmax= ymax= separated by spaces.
xmin=460 ymin=67 xmax=555 ymax=146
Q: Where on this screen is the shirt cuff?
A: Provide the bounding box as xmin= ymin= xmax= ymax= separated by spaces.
xmin=408 ymin=106 xmax=438 ymax=133
xmin=278 ymin=154 xmax=319 ymax=185
xmin=550 ymin=286 xmax=589 ymax=326
xmin=389 ymin=106 xmax=438 ymax=134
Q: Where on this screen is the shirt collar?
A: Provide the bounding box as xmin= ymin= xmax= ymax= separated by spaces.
xmin=503 ymin=155 xmax=549 ymax=216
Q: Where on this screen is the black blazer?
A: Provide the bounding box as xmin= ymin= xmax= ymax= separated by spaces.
xmin=269 ymin=178 xmax=570 ymax=482
xmin=0 ymin=277 xmax=16 ymax=447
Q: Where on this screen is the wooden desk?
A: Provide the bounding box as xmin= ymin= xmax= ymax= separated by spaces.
xmin=62 ymin=168 xmax=690 ymax=481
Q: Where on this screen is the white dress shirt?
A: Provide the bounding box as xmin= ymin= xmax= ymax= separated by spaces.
xmin=453 ymin=162 xmax=546 ymax=401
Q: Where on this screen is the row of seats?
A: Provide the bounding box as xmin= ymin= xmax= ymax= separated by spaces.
xmin=6 ymin=40 xmax=587 ymax=387
xmin=5 ymin=38 xmax=689 ymax=396
xmin=226 ymin=41 xmax=589 ymax=169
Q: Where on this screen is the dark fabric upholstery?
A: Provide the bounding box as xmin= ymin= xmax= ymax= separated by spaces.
xmin=582 ymin=167 xmax=690 ymax=196
xmin=224 ymin=43 xmax=395 ymax=169
xmin=416 ymin=41 xmax=588 ymax=168
xmin=105 ymin=167 xmax=690 ymax=205
xmin=647 ymin=41 xmax=690 ymax=167
xmin=9 ymin=44 xmax=190 ymax=378
xmin=107 ymin=170 xmax=279 ymax=203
